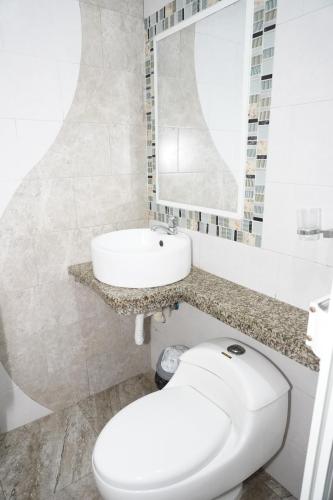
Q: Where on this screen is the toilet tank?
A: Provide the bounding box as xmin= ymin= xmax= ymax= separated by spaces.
xmin=179 ymin=338 xmax=290 ymax=411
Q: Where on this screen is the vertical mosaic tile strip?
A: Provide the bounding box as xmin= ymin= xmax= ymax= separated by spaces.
xmin=145 ymin=0 xmax=277 ymax=247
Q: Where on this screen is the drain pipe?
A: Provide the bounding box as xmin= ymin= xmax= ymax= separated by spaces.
xmin=134 ymin=304 xmax=179 ymax=345
xmin=135 ymin=312 xmax=162 ymax=345
xmin=134 ymin=314 xmax=145 ymax=345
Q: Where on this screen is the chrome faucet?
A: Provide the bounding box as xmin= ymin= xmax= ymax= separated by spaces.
xmin=151 ymin=216 xmax=179 ymax=235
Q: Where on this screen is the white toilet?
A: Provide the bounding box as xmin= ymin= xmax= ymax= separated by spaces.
xmin=92 ymin=338 xmax=290 ymax=500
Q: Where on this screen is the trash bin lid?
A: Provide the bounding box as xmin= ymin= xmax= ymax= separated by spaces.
xmin=160 ymin=345 xmax=188 ymax=373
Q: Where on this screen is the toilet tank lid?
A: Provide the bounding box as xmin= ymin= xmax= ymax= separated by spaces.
xmin=180 ymin=338 xmax=290 ymax=411
xmin=93 ymin=386 xmax=230 ymax=490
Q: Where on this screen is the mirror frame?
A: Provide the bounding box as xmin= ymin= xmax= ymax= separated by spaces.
xmin=154 ymin=0 xmax=253 ymax=218
xmin=145 ymin=0 xmax=278 ymax=248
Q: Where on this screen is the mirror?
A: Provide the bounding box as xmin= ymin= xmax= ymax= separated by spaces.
xmin=154 ymin=0 xmax=252 ymax=217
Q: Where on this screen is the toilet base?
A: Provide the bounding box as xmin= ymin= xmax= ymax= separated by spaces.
xmin=214 ymin=483 xmax=243 ymax=500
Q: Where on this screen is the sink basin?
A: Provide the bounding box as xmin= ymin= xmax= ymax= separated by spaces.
xmin=91 ymin=228 xmax=191 ymax=288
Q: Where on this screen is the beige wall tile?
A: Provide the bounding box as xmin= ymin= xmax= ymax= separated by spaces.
xmin=34 ymin=230 xmax=77 ymax=284
xmin=126 ymin=0 xmax=143 ymax=18
xmin=74 ymin=174 xmax=146 ymax=228
xmin=69 ymin=225 xmax=117 ymax=265
xmin=0 ymin=235 xmax=39 ymax=291
xmin=63 ymin=64 xmax=105 ymax=124
xmin=102 ymin=69 xmax=145 ymax=125
xmin=67 ymin=65 xmax=144 ymax=126
xmin=85 ymin=313 xmax=150 ymax=394
xmin=41 ymin=362 xmax=90 ymax=411
xmin=38 ymin=179 xmax=77 ymax=232
xmin=101 ymin=9 xmax=144 ymax=74
xmin=87 ymin=341 xmax=150 ymax=394
xmin=114 ymin=218 xmax=148 ymax=230
xmin=73 ymin=177 xmax=97 ymax=228
xmin=37 ymin=122 xmax=111 ymax=179
xmin=74 ymin=282 xmax=106 ymax=320
xmin=0 ymin=179 xmax=42 ymax=238
xmin=37 ymin=280 xmax=79 ymax=331
xmin=3 ymin=335 xmax=49 ymax=399
xmin=0 ymin=288 xmax=41 ymax=357
xmin=80 ymin=309 xmax=122 ymax=358
xmin=109 ymin=123 xmax=146 ymax=174
xmin=42 ymin=322 xmax=86 ymax=374
xmin=80 ymin=2 xmax=104 ymax=67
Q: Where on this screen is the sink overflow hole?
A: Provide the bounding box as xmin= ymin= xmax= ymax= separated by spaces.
xmin=159 ymin=240 xmax=164 ymax=247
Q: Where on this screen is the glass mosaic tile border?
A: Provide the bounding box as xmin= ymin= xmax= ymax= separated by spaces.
xmin=145 ymin=0 xmax=277 ymax=247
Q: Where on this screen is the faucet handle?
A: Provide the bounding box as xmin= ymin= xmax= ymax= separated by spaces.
xmin=168 ymin=216 xmax=178 ymax=228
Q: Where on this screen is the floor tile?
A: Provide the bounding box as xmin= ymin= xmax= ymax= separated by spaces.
xmin=117 ymin=371 xmax=157 ymax=408
xmin=78 ymin=372 xmax=155 ymax=435
xmin=54 ymin=473 xmax=100 ymax=500
xmin=265 ymin=476 xmax=295 ymax=497
xmin=241 ymin=471 xmax=295 ymax=499
xmin=45 ymin=404 xmax=97 ymax=493
xmin=0 ymin=404 xmax=96 ymax=498
xmin=78 ymin=385 xmax=119 ymax=436
xmin=0 ymin=419 xmax=44 ymax=499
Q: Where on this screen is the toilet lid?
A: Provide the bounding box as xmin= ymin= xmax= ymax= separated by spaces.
xmin=93 ymin=386 xmax=230 ymax=490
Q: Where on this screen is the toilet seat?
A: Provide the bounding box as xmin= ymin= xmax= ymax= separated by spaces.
xmin=93 ymin=386 xmax=231 ymax=490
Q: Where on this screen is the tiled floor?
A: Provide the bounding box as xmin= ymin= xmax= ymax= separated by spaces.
xmin=0 ymin=373 xmax=296 ymax=500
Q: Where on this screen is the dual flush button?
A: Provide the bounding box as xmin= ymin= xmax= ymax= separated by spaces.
xmin=227 ymin=344 xmax=246 ymax=355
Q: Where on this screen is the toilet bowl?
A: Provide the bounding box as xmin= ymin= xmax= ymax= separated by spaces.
xmin=92 ymin=338 xmax=290 ymax=500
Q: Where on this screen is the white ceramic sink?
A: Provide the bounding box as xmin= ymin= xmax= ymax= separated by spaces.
xmin=91 ymin=228 xmax=191 ymax=288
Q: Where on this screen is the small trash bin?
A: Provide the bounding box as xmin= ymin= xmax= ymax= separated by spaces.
xmin=155 ymin=345 xmax=189 ymax=389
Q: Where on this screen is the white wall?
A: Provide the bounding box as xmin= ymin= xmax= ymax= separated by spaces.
xmin=151 ymin=304 xmax=318 ymax=498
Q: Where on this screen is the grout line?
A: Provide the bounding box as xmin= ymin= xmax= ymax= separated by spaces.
xmin=53 ymin=470 xmax=95 ymax=497
xmin=271 ymin=96 xmax=333 ymax=110
xmin=0 ymin=117 xmax=64 ymax=123
xmin=259 ymin=246 xmax=333 ymax=270
xmin=277 ymin=2 xmax=333 ymax=27
xmin=0 ymin=47 xmax=81 ymax=66
xmin=265 ymin=180 xmax=333 ymax=189
xmin=53 ymin=415 xmax=71 ymax=494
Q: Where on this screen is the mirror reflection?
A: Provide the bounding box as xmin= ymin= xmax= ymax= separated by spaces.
xmin=155 ymin=0 xmax=248 ymax=215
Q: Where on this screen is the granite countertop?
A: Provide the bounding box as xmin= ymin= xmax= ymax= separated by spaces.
xmin=68 ymin=263 xmax=319 ymax=372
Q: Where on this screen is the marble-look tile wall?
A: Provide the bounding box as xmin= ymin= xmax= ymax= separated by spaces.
xmin=0 ymin=0 xmax=150 ymax=430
